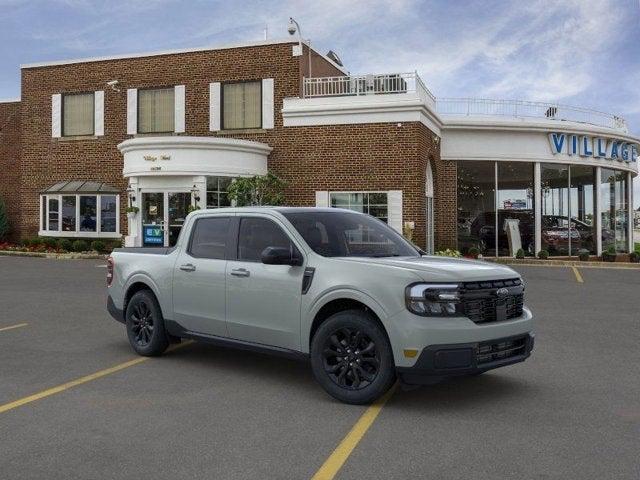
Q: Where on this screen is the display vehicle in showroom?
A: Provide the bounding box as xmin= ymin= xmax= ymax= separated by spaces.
xmin=107 ymin=207 xmax=534 ymax=404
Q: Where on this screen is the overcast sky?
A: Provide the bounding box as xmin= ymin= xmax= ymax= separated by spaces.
xmin=1 ymin=0 xmax=639 ymax=201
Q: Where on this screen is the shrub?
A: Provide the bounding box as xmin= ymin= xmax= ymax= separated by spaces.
xmin=30 ymin=237 xmax=42 ymax=247
xmin=629 ymin=251 xmax=640 ymax=263
xmin=91 ymin=240 xmax=106 ymax=253
xmin=537 ymin=250 xmax=549 ymax=260
xmin=515 ymin=248 xmax=525 ymax=259
xmin=577 ymin=249 xmax=590 ymax=261
xmin=603 ymin=245 xmax=617 ymax=262
xmin=21 ymin=238 xmax=31 ymax=247
xmin=42 ymin=237 xmax=58 ymax=249
xmin=468 ymin=246 xmax=480 ymax=259
xmin=72 ymin=239 xmax=89 ymax=252
xmin=58 ymin=238 xmax=73 ymax=252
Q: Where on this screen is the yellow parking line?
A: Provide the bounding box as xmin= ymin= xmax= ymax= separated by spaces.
xmin=571 ymin=266 xmax=584 ymax=283
xmin=0 ymin=340 xmax=192 ymax=415
xmin=311 ymin=382 xmax=398 ymax=480
xmin=0 ymin=323 xmax=28 ymax=333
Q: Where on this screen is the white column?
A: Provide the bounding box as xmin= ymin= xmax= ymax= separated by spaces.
xmin=595 ymin=167 xmax=602 ymax=256
xmin=534 ymin=162 xmax=541 ymax=255
xmin=125 ymin=177 xmax=140 ymax=247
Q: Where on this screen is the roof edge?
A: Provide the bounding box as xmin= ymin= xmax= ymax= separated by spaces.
xmin=0 ymin=98 xmax=20 ymax=103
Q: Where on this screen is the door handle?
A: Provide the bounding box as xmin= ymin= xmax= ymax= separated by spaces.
xmin=179 ymin=263 xmax=196 ymax=272
xmin=230 ymin=268 xmax=250 ymax=277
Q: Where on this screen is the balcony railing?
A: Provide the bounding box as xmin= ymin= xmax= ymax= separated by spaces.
xmin=436 ymin=97 xmax=628 ymax=132
xmin=302 ymin=72 xmax=436 ymax=106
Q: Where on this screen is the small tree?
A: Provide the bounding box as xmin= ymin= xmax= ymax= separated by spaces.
xmin=227 ymin=173 xmax=286 ymax=207
xmin=0 ymin=197 xmax=9 ymax=241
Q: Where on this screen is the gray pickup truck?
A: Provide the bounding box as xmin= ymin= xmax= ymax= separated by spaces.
xmin=107 ymin=207 xmax=534 ymax=404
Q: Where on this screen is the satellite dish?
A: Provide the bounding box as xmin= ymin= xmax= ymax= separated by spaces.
xmin=326 ymin=50 xmax=343 ymax=67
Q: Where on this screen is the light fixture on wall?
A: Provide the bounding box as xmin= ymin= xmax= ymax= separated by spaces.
xmin=126 ymin=185 xmax=136 ymax=203
xmin=191 ymin=185 xmax=201 ymax=203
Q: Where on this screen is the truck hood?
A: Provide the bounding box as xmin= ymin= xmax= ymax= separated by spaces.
xmin=336 ymin=256 xmax=519 ymax=283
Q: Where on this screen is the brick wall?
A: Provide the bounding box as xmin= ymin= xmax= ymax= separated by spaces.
xmin=0 ymin=101 xmax=21 ymax=240
xmin=16 ymin=41 xmax=453 ymax=250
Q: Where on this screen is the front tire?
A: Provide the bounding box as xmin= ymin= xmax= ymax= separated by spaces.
xmin=125 ymin=290 xmax=169 ymax=356
xmin=311 ymin=310 xmax=396 ymax=405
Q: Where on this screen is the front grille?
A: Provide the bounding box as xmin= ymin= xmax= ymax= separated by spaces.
xmin=477 ymin=336 xmax=528 ymax=365
xmin=461 ymin=278 xmax=524 ymax=324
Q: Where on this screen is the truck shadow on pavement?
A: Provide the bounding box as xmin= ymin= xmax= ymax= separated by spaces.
xmin=159 ymin=340 xmax=536 ymax=408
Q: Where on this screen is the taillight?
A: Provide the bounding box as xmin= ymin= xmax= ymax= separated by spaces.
xmin=107 ymin=257 xmax=114 ymax=287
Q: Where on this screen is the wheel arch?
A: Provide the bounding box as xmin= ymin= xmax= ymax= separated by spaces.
xmin=123 ymin=277 xmax=162 ymax=318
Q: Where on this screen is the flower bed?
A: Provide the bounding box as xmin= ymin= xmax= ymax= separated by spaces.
xmin=0 ymin=238 xmax=121 ymax=256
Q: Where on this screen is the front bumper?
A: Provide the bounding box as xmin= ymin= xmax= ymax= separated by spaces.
xmin=397 ymin=333 xmax=534 ymax=385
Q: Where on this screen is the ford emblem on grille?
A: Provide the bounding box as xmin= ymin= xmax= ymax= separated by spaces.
xmin=496 ymin=287 xmax=509 ymax=297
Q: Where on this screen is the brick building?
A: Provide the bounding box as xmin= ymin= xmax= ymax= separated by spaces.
xmin=1 ymin=38 xmax=639 ymax=256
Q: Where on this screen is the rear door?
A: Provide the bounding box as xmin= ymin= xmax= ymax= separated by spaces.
xmin=172 ymin=215 xmax=233 ymax=337
xmin=225 ymin=215 xmax=305 ymax=350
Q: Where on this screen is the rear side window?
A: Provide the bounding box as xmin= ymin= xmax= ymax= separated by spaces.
xmin=238 ymin=217 xmax=293 ymax=262
xmin=189 ymin=217 xmax=230 ymax=259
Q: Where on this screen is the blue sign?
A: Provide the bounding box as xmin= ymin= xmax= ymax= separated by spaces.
xmin=548 ymin=132 xmax=638 ymax=163
xmin=143 ymin=225 xmax=164 ymax=245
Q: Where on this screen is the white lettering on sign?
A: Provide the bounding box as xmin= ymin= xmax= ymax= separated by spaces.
xmin=548 ymin=133 xmax=638 ymax=163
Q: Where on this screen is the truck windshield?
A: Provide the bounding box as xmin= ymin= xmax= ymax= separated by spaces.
xmin=282 ymin=211 xmax=420 ymax=258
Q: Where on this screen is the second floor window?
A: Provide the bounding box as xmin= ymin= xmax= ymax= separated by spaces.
xmin=138 ymin=87 xmax=175 ymax=133
xmin=63 ymin=92 xmax=94 ymax=136
xmin=223 ymin=81 xmax=261 ymax=130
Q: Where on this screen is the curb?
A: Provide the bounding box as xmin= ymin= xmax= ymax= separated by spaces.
xmin=0 ymin=250 xmax=107 ymax=260
xmin=488 ymin=258 xmax=640 ymax=269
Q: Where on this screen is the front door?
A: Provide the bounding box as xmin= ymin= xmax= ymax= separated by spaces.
xmin=141 ymin=192 xmax=191 ymax=247
xmin=225 ymin=215 xmax=305 ymax=351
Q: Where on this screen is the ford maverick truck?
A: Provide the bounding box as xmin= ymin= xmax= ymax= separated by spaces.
xmin=107 ymin=207 xmax=534 ymax=404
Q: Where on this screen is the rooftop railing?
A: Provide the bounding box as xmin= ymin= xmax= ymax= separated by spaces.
xmin=302 ymin=72 xmax=436 ymax=107
xmin=301 ymin=74 xmax=628 ymax=132
xmin=436 ymin=97 xmax=628 ymax=132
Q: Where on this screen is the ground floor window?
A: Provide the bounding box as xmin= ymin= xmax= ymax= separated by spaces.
xmin=329 ymin=192 xmax=389 ymax=223
xmin=40 ymin=193 xmax=120 ymax=237
xmin=601 ymin=168 xmax=629 ymax=253
xmin=206 ymin=176 xmax=233 ymax=208
xmin=457 ymin=161 xmax=627 ymax=256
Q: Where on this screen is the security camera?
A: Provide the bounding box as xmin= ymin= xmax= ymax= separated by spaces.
xmin=287 ymin=18 xmax=297 ymax=35
xmin=106 ymin=80 xmax=120 ymax=92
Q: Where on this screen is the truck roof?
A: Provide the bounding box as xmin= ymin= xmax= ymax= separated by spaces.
xmin=191 ymin=206 xmax=359 ymax=215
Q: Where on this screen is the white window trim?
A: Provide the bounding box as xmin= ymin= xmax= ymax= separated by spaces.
xmin=39 ymin=193 xmax=121 ymax=238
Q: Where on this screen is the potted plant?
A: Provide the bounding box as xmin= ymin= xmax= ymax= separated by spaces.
xmin=126 ymin=206 xmax=139 ymax=219
xmin=602 ymin=245 xmax=617 ymax=262
xmin=577 ymin=249 xmax=590 ymax=261
xmin=537 ymin=250 xmax=549 ymax=260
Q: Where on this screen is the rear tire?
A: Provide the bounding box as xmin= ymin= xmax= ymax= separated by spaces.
xmin=311 ymin=310 xmax=396 ymax=405
xmin=125 ymin=290 xmax=169 ymax=356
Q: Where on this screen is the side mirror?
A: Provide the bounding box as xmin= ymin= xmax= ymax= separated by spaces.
xmin=261 ymin=246 xmax=303 ymax=266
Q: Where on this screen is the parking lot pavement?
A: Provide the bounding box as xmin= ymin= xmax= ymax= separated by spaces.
xmin=1 ymin=258 xmax=639 ymax=479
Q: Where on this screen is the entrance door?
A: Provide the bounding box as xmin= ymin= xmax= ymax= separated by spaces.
xmin=168 ymin=192 xmax=191 ymax=247
xmin=141 ymin=192 xmax=191 ymax=247
xmin=142 ymin=192 xmax=165 ymax=247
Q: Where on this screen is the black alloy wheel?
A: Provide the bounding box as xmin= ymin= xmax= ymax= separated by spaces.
xmin=311 ymin=309 xmax=396 ymax=404
xmin=322 ymin=327 xmax=380 ymax=390
xmin=130 ymin=300 xmax=154 ymax=347
xmin=125 ymin=290 xmax=169 ymax=356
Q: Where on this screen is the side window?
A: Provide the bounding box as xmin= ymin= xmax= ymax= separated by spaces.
xmin=189 ymin=217 xmax=230 ymax=260
xmin=238 ymin=217 xmax=293 ymax=262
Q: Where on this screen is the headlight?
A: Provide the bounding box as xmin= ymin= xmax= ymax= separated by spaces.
xmin=405 ymin=283 xmax=461 ymax=316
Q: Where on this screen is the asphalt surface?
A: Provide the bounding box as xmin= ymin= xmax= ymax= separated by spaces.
xmin=0 ymin=256 xmax=638 ymax=479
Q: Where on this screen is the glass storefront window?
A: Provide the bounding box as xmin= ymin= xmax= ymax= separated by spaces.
xmin=569 ymin=166 xmax=596 ymax=254
xmin=41 ymin=193 xmax=119 ymax=236
xmin=48 ymin=197 xmax=59 ymax=231
xmin=497 ymin=163 xmax=535 ymax=256
xmin=457 ymin=161 xmax=496 ymax=256
xmin=601 ymin=168 xmax=628 ymax=253
xmin=541 ymin=164 xmax=570 ymax=256
xmin=206 ymin=176 xmax=232 ymax=208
